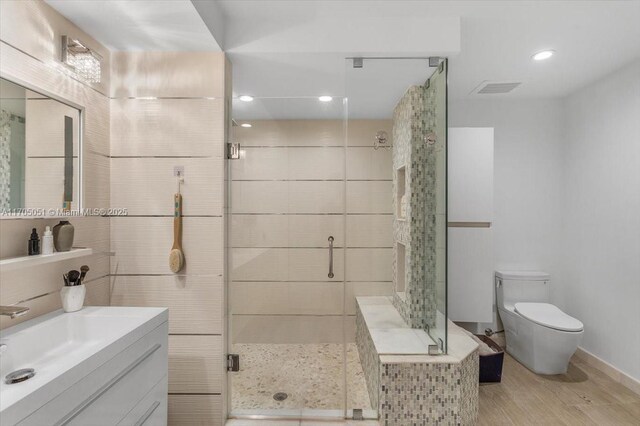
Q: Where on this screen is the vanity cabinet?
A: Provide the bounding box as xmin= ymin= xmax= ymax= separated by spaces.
xmin=17 ymin=322 xmax=168 ymax=426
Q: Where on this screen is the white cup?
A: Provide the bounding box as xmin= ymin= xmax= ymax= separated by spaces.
xmin=61 ymin=284 xmax=86 ymax=313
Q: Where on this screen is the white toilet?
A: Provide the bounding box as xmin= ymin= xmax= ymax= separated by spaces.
xmin=496 ymin=270 xmax=584 ymax=375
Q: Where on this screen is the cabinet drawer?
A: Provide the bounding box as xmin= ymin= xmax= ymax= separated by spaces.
xmin=19 ymin=322 xmax=168 ymax=426
xmin=118 ymin=375 xmax=167 ymax=426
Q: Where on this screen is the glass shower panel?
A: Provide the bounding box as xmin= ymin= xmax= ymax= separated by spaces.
xmin=343 ymin=58 xmax=448 ymax=420
xmin=228 ymin=97 xmax=347 ymax=419
xmin=428 ymin=60 xmax=448 ymax=352
xmin=344 ymin=58 xmax=448 ymax=365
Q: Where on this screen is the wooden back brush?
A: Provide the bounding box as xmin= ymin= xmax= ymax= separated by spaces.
xmin=169 ymin=191 xmax=185 ymax=273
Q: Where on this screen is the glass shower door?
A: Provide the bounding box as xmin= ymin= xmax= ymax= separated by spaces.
xmin=227 ymin=97 xmax=348 ymax=419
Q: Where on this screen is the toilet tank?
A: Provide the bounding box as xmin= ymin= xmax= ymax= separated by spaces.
xmin=495 ymin=271 xmax=551 ymax=310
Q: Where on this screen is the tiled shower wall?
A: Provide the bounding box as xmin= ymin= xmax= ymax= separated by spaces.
xmin=108 ymin=52 xmax=231 ymax=425
xmin=0 ymin=0 xmax=111 ymax=330
xmin=230 ymin=120 xmax=394 ymax=343
xmin=391 ymin=76 xmax=446 ymax=334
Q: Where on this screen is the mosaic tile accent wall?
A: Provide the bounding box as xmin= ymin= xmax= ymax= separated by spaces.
xmin=0 ymin=110 xmax=12 ymax=210
xmin=379 ymin=352 xmax=479 ymax=426
xmin=391 ymin=83 xmax=439 ymax=331
xmin=356 ymin=303 xmax=380 ymax=409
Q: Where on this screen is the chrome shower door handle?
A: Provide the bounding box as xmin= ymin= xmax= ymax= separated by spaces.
xmin=328 ymin=236 xmax=334 ymax=278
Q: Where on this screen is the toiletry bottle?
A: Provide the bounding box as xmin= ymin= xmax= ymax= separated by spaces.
xmin=28 ymin=228 xmax=40 ymax=255
xmin=42 ymin=226 xmax=54 ymax=255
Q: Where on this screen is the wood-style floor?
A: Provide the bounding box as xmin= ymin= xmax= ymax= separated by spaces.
xmin=479 ymin=354 xmax=640 ymax=425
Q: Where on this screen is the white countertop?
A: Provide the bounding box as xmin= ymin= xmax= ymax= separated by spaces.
xmin=0 ymin=307 xmax=168 ymax=418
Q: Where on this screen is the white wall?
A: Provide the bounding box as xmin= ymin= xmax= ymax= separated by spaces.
xmin=450 ymin=60 xmax=640 ymax=383
xmin=560 ymin=59 xmax=640 ymax=382
xmin=449 ymin=99 xmax=566 ymax=330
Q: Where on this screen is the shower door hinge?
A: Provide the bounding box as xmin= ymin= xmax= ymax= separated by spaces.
xmin=227 ymin=143 xmax=240 ymax=159
xmin=227 ymin=354 xmax=240 ymax=372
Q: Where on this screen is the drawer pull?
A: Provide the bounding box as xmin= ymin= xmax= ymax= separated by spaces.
xmin=55 ymin=343 xmax=162 ymax=426
xmin=134 ymin=401 xmax=161 ymax=426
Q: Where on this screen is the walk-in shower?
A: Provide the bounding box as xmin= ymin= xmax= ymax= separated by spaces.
xmin=226 ymin=58 xmax=448 ymax=421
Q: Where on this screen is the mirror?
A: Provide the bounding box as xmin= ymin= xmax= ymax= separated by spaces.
xmin=0 ymin=77 xmax=81 ymax=215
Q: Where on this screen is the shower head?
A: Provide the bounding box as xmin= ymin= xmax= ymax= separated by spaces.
xmin=374 ymin=130 xmax=390 ymax=150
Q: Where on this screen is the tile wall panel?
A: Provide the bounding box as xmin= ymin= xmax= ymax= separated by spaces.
xmin=346 ymin=249 xmax=393 ymax=282
xmin=230 ymin=120 xmax=393 ymax=346
xmin=346 ymin=181 xmax=393 ymax=214
xmin=110 ymin=157 xmax=223 ymax=216
xmin=84 ymin=277 xmax=111 ymax=306
xmin=231 ymin=214 xmax=344 ymax=248
xmin=231 ymin=281 xmax=343 ymax=315
xmin=109 ymin=52 xmax=229 ymax=424
xmin=168 ymin=395 xmax=223 ymax=426
xmin=0 ymin=0 xmax=110 ymax=330
xmin=169 ymin=335 xmax=224 ymax=394
xmin=231 ymin=147 xmax=344 ymax=180
xmin=346 ymin=215 xmax=393 ymax=247
xmin=235 ymin=120 xmax=343 ymax=147
xmin=110 ymin=52 xmax=225 ymax=98
xmin=110 ymin=98 xmax=224 ymax=157
xmin=231 ymin=248 xmax=344 ymax=282
xmin=233 ymin=315 xmax=355 ymax=344
xmin=110 ymin=216 xmax=223 ymax=275
xmin=110 ymin=275 xmax=223 ymax=334
xmin=231 ymin=181 xmax=344 ymax=214
xmin=347 ymin=120 xmax=393 ymax=147
xmin=82 ymin=153 xmax=111 ymax=209
xmin=346 ymin=147 xmax=393 ymax=180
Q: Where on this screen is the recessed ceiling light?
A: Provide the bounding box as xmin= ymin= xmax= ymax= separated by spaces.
xmin=239 ymin=95 xmax=254 ymax=102
xmin=318 ymin=96 xmax=333 ymax=102
xmin=241 ymin=123 xmax=252 ymax=128
xmin=532 ymin=50 xmax=555 ymax=61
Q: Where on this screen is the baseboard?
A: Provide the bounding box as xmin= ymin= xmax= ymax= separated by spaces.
xmin=573 ymin=347 xmax=640 ymax=396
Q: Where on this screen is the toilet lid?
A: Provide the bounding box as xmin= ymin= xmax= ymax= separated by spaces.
xmin=514 ymin=303 xmax=584 ymax=332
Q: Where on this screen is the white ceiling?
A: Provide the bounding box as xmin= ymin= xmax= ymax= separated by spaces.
xmin=45 ymin=0 xmax=220 ymax=51
xmin=45 ymin=1 xmax=640 ymax=119
xmin=214 ymin=1 xmax=640 ymax=98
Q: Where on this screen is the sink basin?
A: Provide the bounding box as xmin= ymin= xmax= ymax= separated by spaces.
xmin=0 ymin=306 xmax=167 ymax=420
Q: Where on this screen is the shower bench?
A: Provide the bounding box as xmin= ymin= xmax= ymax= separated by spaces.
xmin=355 ymin=296 xmax=479 ymax=425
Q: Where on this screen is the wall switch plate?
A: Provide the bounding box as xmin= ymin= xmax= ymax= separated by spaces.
xmin=173 ymin=166 xmax=184 ymax=177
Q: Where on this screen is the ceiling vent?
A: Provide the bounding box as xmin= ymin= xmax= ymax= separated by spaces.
xmin=471 ymin=81 xmax=521 ymax=95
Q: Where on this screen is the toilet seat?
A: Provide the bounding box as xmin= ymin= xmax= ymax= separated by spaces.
xmin=514 ymin=303 xmax=583 ymax=332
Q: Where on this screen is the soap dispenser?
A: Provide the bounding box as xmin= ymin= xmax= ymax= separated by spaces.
xmin=42 ymin=226 xmax=54 ymax=255
xmin=28 ymin=228 xmax=40 ymax=255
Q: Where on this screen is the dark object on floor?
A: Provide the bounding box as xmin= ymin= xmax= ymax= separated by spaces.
xmin=273 ymin=392 xmax=288 ymax=401
xmin=476 ymin=335 xmax=504 ymax=383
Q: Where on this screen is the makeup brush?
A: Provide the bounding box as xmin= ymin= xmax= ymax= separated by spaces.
xmin=67 ymin=270 xmax=80 ymax=286
xmin=79 ymin=265 xmax=90 ymax=284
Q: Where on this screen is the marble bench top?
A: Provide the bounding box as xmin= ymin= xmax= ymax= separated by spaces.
xmin=356 ymin=296 xmax=478 ymax=364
